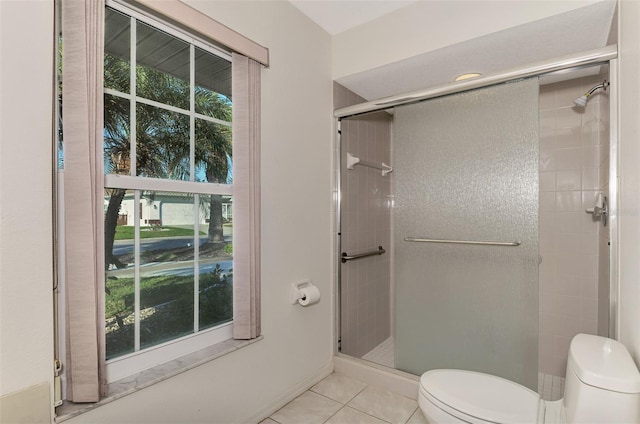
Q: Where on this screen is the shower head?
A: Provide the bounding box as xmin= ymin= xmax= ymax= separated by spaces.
xmin=573 ymin=80 xmax=609 ymax=108
xmin=573 ymin=95 xmax=588 ymax=108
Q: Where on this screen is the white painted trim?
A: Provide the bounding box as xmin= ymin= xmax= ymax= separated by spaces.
xmin=190 ymin=44 xmax=196 ymax=181
xmin=56 ymin=170 xmax=68 ymax=400
xmin=193 ymin=193 xmax=200 ymax=332
xmin=104 ymin=174 xmax=232 ymax=195
xmin=104 ymin=89 xmax=232 ymax=128
xmin=133 ymin=190 xmax=141 ymax=351
xmin=194 ymin=111 xmax=232 ymax=128
xmin=106 ymin=322 xmax=233 ymax=382
xmin=102 ymin=1 xmax=236 ymax=381
xmin=129 ymin=15 xmax=137 ymax=176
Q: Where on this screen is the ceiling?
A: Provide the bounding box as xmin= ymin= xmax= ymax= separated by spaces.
xmin=291 ymin=1 xmax=617 ymax=102
xmin=289 ymin=0 xmax=417 ymax=35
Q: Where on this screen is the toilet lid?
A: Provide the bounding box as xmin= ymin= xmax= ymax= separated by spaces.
xmin=420 ymin=370 xmax=540 ymax=423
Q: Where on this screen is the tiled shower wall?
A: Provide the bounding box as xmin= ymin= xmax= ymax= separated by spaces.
xmin=334 ymin=82 xmax=392 ymax=358
xmin=538 ymin=72 xmax=610 ymax=377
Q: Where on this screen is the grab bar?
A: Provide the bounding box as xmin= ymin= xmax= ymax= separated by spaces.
xmin=341 ymin=246 xmax=386 ymax=263
xmin=404 ymin=237 xmax=520 ymax=247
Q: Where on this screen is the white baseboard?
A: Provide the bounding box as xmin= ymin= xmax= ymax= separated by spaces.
xmin=243 ymin=361 xmax=334 ymax=424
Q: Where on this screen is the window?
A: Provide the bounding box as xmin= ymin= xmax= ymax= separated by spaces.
xmin=58 ymin=0 xmax=262 ymax=401
xmin=102 ymin=4 xmax=236 ymax=380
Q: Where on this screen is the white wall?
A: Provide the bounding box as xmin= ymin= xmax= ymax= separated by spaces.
xmin=1 ymin=0 xmax=638 ymax=422
xmin=66 ymin=1 xmax=334 ymax=423
xmin=0 ymin=0 xmax=55 ymax=421
xmin=332 ymin=0 xmax=602 ymax=80
xmin=617 ymin=0 xmax=640 ymax=363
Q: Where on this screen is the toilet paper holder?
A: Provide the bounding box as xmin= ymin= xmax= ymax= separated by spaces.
xmin=290 ymin=280 xmax=314 ymax=304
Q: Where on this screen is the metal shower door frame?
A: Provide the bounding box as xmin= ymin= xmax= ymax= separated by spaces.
xmin=334 ymin=45 xmax=619 ymax=357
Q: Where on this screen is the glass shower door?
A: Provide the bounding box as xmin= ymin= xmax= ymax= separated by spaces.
xmin=393 ymin=79 xmax=539 ymax=390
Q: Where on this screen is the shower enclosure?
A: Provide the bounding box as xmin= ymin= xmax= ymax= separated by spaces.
xmin=393 ymin=79 xmax=539 ymax=390
xmin=335 ymin=53 xmax=615 ymax=399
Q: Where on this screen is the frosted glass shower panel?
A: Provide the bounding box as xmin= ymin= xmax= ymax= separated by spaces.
xmin=393 ymin=79 xmax=539 ymax=390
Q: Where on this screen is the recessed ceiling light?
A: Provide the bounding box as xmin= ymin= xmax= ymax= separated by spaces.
xmin=454 ymin=73 xmax=482 ymax=82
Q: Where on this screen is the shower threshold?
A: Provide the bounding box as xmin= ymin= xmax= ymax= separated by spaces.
xmin=361 ymin=338 xmax=564 ymax=401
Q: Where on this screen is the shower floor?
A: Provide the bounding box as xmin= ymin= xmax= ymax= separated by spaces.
xmin=362 ymin=337 xmax=394 ymax=368
xmin=538 ymin=373 xmax=565 ymax=401
xmin=362 ymin=337 xmax=564 ymax=401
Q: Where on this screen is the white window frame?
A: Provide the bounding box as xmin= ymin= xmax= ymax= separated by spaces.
xmin=103 ymin=0 xmax=235 ymax=383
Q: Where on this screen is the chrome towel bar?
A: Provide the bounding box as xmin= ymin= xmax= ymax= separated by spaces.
xmin=404 ymin=237 xmax=520 ymax=247
xmin=341 ymin=246 xmax=386 ymax=263
xmin=346 ymin=152 xmax=393 ymax=176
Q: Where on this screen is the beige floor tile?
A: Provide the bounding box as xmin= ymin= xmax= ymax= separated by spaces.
xmin=311 ymin=373 xmax=367 ymax=404
xmin=270 ymin=391 xmax=342 ymax=424
xmin=348 ymin=386 xmax=418 ymax=424
xmin=406 ymin=408 xmax=428 ymax=424
xmin=325 ymin=406 xmax=388 ymax=424
xmin=259 ymin=419 xmax=280 ymax=424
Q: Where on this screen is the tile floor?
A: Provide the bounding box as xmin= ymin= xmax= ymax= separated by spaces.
xmin=262 ymin=373 xmax=426 ymax=424
xmin=263 ymin=370 xmax=566 ymax=423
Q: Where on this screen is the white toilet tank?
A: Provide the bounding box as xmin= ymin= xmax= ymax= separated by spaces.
xmin=563 ymin=334 xmax=640 ymax=423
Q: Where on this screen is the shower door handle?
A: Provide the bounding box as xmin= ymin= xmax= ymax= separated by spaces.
xmin=404 ymin=237 xmax=520 ymax=247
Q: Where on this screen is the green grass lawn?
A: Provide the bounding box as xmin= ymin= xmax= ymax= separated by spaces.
xmin=105 ymin=265 xmax=233 ymax=359
xmin=115 ymin=225 xmax=205 ymax=240
xmin=105 ymin=274 xmax=190 ymax=318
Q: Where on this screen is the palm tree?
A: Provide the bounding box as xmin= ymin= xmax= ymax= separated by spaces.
xmin=103 ymin=54 xmax=232 ymax=268
xmin=194 ymin=87 xmax=232 ymax=245
xmin=103 ymin=53 xmax=132 ymax=269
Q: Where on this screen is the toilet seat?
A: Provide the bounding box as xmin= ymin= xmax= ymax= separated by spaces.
xmin=420 ymin=370 xmax=541 ymax=423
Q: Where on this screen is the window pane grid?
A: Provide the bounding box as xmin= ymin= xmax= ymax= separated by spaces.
xmin=104 ymin=174 xmax=232 ymax=196
xmin=104 ymin=9 xmax=232 ymax=184
xmin=105 ymin=88 xmax=232 ymax=127
xmin=190 ymin=45 xmax=196 ymax=182
xmin=104 ymin=5 xmax=233 ymax=362
xmin=129 ymin=15 xmax=137 ymax=177
xmin=193 ymin=193 xmax=200 ymax=332
xmin=134 ymin=189 xmax=141 ymax=352
xmin=106 ymin=0 xmax=231 ymax=64
xmin=198 ymin=194 xmax=233 ymax=331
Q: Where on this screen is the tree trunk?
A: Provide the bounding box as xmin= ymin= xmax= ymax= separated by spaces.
xmin=208 ymin=194 xmax=225 ymax=243
xmin=105 ymin=188 xmax=127 ymax=269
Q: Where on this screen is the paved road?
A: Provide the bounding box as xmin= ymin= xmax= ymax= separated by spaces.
xmin=109 ymin=228 xmax=233 ymax=277
xmin=106 ymin=257 xmax=232 ymax=278
xmin=112 ymin=233 xmax=232 ymax=256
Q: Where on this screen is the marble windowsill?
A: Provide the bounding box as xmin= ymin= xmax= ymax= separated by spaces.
xmin=55 ymin=336 xmax=263 ymax=422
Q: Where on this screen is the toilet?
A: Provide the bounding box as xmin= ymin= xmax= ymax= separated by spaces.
xmin=418 ymin=334 xmax=640 ymax=423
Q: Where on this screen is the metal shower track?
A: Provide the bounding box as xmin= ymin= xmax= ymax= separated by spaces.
xmin=334 ymin=45 xmax=617 ymax=119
